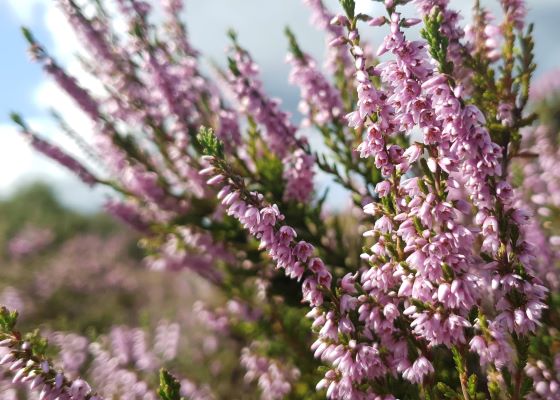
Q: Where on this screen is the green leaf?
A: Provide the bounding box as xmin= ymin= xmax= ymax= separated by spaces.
xmin=24 ymin=329 xmax=49 ymax=357
xmin=158 ymin=369 xmax=183 ymax=400
xmin=420 ymin=9 xmax=453 ymax=74
xmin=436 ymin=382 xmax=458 ymax=399
xmin=467 ymin=374 xmax=478 ymax=398
xmin=488 ymin=380 xmax=501 ymax=400
xmin=451 ymin=345 xmax=465 ymax=375
xmin=227 ymin=56 xmax=240 ymax=76
xmin=441 ymin=262 xmax=455 ymax=280
xmin=339 ymin=0 xmax=355 ymax=20
xmin=196 ymin=127 xmax=224 ymax=158
xmin=20 ymin=26 xmax=36 ymax=45
xmin=284 ymin=27 xmax=305 ymax=60
xmin=9 ymin=112 xmax=28 ymax=130
xmin=227 ymin=28 xmax=238 ymax=43
xmin=501 ymin=367 xmax=514 ymax=395
xmin=0 ymin=307 xmax=18 ymax=332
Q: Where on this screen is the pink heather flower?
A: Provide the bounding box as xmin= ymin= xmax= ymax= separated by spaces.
xmin=18 ymin=128 xmax=97 ymax=186
xmin=228 ymin=47 xmax=297 ymax=158
xmin=374 ymin=215 xmax=393 ymax=233
xmin=469 ymin=325 xmax=513 ymax=369
xmin=8 ymin=226 xmax=54 ymax=259
xmin=501 ymin=0 xmax=526 ymax=30
xmin=530 ymin=68 xmax=560 ymax=101
xmin=302 ymin=0 xmax=354 ymax=79
xmin=465 ymin=9 xmax=502 ymax=62
xmin=287 ymin=51 xmax=343 ymax=126
xmin=283 ymin=149 xmax=315 ymax=203
xmin=104 ymin=199 xmax=149 ymax=232
xmin=42 ymin=59 xmax=101 ymax=121
xmin=497 ymin=102 xmax=514 ymax=127
xmin=402 ymin=357 xmax=434 ymax=384
xmin=69 ymin=379 xmax=92 ymax=398
xmin=526 ymin=356 xmax=560 ymax=400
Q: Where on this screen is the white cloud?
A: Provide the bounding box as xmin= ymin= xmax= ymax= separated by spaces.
xmin=4 ymin=0 xmax=47 ymax=24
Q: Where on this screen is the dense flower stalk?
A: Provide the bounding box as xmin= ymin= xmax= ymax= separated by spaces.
xmin=420 ymin=5 xmax=548 ymax=340
xmin=302 ymin=0 xmax=354 ymax=79
xmin=282 ymin=149 xmax=315 ymax=203
xmin=13 ymin=117 xmax=97 ymax=186
xmin=286 ymin=50 xmax=343 ymax=127
xmin=0 ymin=309 xmax=101 ymax=400
xmin=240 ymin=343 xmax=300 ymax=400
xmin=199 ymin=151 xmax=380 ymax=397
xmin=227 ymin=45 xmax=298 ymax=158
xmin=199 ymin=155 xmax=331 ymax=308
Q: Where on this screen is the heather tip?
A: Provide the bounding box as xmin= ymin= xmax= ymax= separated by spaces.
xmin=9 ymin=112 xmax=27 ymax=129
xmin=20 ymin=26 xmax=36 ymax=45
xmin=285 ymin=27 xmax=305 ymax=60
xmin=196 ymin=127 xmax=224 ymax=158
xmin=226 ymin=28 xmax=238 ymax=43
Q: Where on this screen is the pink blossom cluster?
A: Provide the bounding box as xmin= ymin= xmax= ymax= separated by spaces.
xmin=227 ymin=43 xmax=315 ymax=202
xmin=286 ymin=51 xmax=343 ymax=126
xmin=321 ymin=0 xmax=547 ymax=395
xmin=200 ymin=160 xmax=331 ymax=306
xmin=531 ymin=68 xmax=560 ymax=102
xmin=143 ymin=226 xmax=232 ymax=285
xmin=303 ymin=0 xmax=354 ymax=79
xmin=20 ymin=124 xmax=97 ymax=187
xmin=240 ymin=343 xmax=300 ymax=400
xmin=42 ymin=322 xmax=198 ymax=400
xmin=0 ymin=336 xmax=99 ymax=400
xmin=33 ymin=234 xmax=138 ymax=299
xmin=329 ymin=10 xmax=480 ymax=390
xmin=7 ymin=227 xmax=54 ymax=260
xmin=228 ymin=47 xmax=298 ymax=158
xmin=526 ymin=355 xmax=560 ymax=400
xmin=465 ymin=9 xmax=502 ymax=62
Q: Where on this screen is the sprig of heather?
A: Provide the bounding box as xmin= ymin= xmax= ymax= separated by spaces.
xmin=412 ymin=7 xmax=547 ymax=398
xmin=21 ymin=27 xmax=101 ymax=122
xmin=333 ymin=3 xmax=479 ymax=386
xmin=285 ymin=27 xmax=344 ymax=127
xmin=286 ymin=27 xmax=375 ymax=201
xmin=198 ymin=128 xmax=386 ymax=399
xmin=465 ymin=2 xmax=502 ymax=62
xmin=413 ymin=0 xmax=469 ymax=85
xmin=198 ymin=128 xmax=332 ymax=309
xmin=500 ymin=0 xmax=526 ymax=31
xmin=227 ymin=33 xmax=298 ymax=158
xmin=0 ymin=307 xmax=102 ymax=400
xmin=302 ymin=0 xmax=354 ymax=82
xmin=11 ymin=113 xmax=98 ymax=186
xmin=240 ymin=342 xmax=301 ymax=400
xmin=143 ymin=226 xmax=229 ymax=285
xmin=422 ymin=5 xmax=548 ymax=337
xmin=227 ymin=34 xmax=315 ymax=203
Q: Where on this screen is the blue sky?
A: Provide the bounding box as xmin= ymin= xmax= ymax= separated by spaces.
xmin=0 ymin=0 xmax=559 ymax=212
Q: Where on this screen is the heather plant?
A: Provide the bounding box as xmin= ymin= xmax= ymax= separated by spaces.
xmin=3 ymin=0 xmax=560 ymax=398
